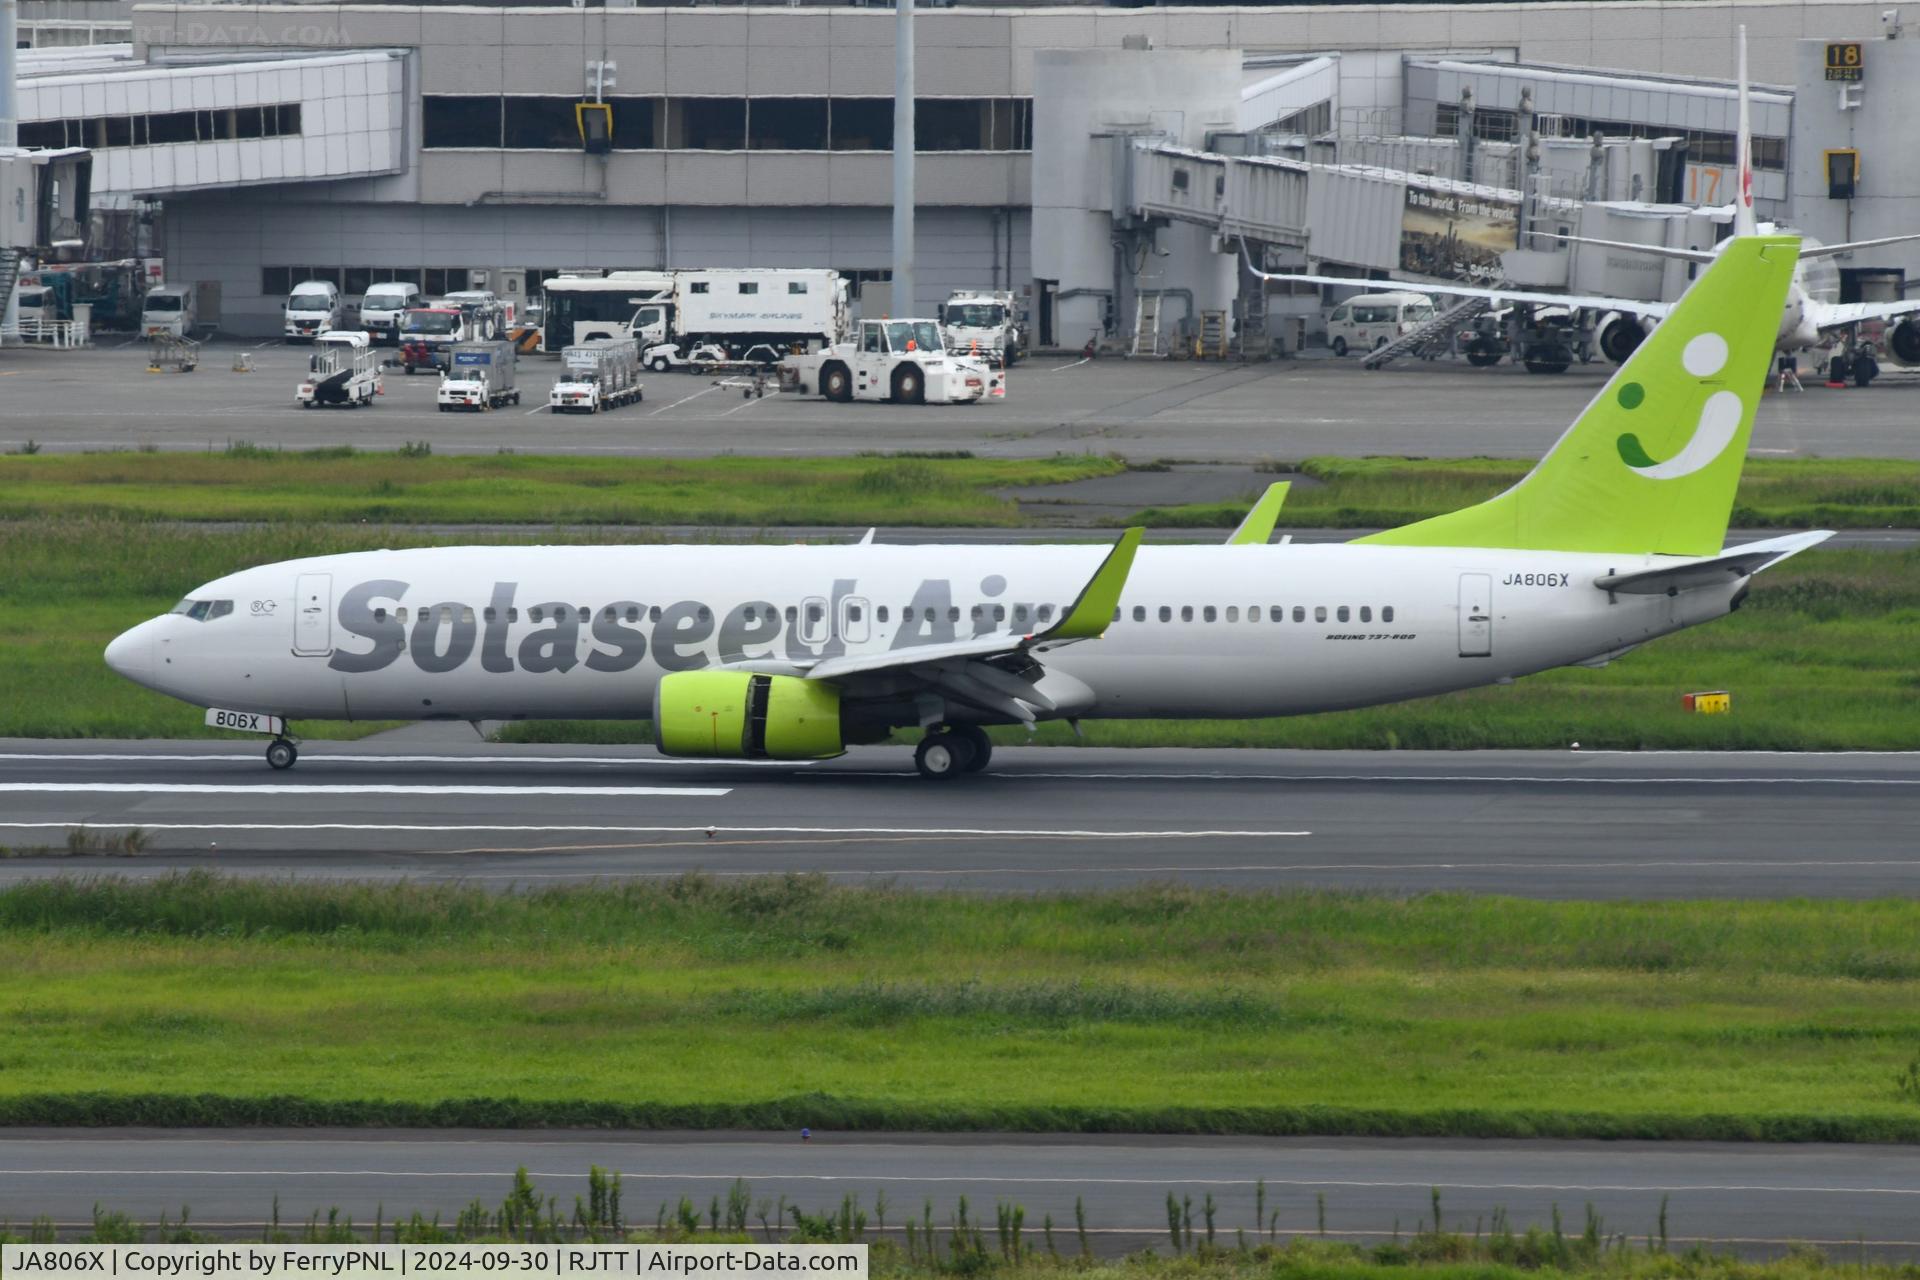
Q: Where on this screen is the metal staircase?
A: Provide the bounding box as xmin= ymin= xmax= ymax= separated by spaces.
xmin=1361 ymin=295 xmax=1491 ymax=369
xmin=1130 ymin=292 xmax=1165 ymax=358
xmin=0 ymin=250 xmax=22 ymax=343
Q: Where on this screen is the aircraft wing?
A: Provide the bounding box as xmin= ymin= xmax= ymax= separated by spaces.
xmin=1247 ymin=268 xmax=1675 ymax=320
xmin=1809 ymin=298 xmax=1920 ymax=329
xmin=722 ymin=528 xmax=1144 ymax=723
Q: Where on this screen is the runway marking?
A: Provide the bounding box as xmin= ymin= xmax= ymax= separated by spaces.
xmin=0 ymin=822 xmax=1306 ymax=840
xmin=648 ymin=384 xmax=721 ymax=415
xmin=838 ymin=771 xmax=1920 ymax=786
xmin=1047 ymin=358 xmax=1091 ymax=371
xmin=0 ymin=752 xmax=805 ymax=768
xmin=0 ymin=784 xmax=731 ymax=798
xmin=1 ymin=1167 xmax=1918 ymax=1197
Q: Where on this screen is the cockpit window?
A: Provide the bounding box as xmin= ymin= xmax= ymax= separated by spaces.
xmin=169 ymin=598 xmax=233 ymax=622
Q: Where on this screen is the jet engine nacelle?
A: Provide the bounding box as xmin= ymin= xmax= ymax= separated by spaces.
xmin=654 ymin=670 xmax=845 ymax=760
xmin=1888 ymin=319 xmax=1920 ymax=368
xmin=1596 ymin=311 xmax=1650 ymax=365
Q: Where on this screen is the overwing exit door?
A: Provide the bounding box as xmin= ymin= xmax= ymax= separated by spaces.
xmin=1458 ymin=573 xmax=1492 ymax=657
xmin=293 ymin=573 xmax=332 ymax=656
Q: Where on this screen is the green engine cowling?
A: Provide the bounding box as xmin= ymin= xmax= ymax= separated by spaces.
xmin=653 ymin=670 xmax=845 ymax=760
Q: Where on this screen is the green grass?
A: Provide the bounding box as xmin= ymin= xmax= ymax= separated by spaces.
xmin=0 ymin=448 xmax=1122 ymax=527
xmin=11 ymin=875 xmax=1920 ymax=1137
xmin=5 ymin=517 xmax=1914 ymax=746
xmin=1130 ymin=457 xmax=1920 ymax=530
xmin=8 ymin=450 xmax=1919 ymax=531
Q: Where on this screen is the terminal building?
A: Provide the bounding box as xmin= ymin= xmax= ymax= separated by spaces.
xmin=4 ymin=0 xmax=1919 ymax=346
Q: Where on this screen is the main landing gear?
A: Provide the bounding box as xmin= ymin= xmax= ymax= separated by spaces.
xmin=265 ymin=737 xmax=299 ymax=770
xmin=913 ymin=724 xmax=993 ymax=780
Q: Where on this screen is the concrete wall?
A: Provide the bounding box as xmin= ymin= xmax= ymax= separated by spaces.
xmin=1788 ymin=32 xmax=1920 ymax=285
xmin=163 ymin=195 xmax=1027 ymax=332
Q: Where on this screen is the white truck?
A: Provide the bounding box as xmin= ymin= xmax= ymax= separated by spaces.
xmin=939 ymin=289 xmax=1024 ymax=365
xmin=296 ymin=330 xmax=382 ymax=408
xmin=781 ymin=318 xmax=1002 ymax=405
xmin=622 ymin=269 xmax=850 ymax=368
xmin=438 ymin=339 xmax=521 ymax=411
xmin=140 ymin=283 xmax=197 ymax=339
xmin=550 ymin=338 xmax=643 ymax=414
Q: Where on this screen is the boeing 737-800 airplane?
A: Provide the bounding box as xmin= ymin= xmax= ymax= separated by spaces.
xmin=107 ymin=232 xmax=1826 ymax=779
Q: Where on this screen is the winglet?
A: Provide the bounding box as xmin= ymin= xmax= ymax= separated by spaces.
xmin=1227 ymin=482 xmax=1290 ymax=546
xmin=1039 ymin=527 xmax=1144 ymax=642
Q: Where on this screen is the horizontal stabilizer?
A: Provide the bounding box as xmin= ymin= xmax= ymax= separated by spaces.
xmin=1594 ymin=530 xmax=1831 ymax=595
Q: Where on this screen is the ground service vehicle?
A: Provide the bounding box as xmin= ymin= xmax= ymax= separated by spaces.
xmin=296 ymin=330 xmax=382 ymax=408
xmin=549 ymin=339 xmax=642 ymax=413
xmin=140 ymin=284 xmax=197 ymax=339
xmin=540 ymin=272 xmax=673 ymax=350
xmin=108 ymin=230 xmax=1831 ymax=780
xmin=443 ymin=290 xmax=512 ymax=333
xmin=940 ymin=290 xmax=1024 ymax=364
xmin=359 ymin=282 xmax=423 ymax=345
xmin=542 ymin=269 xmax=848 ymax=364
xmin=437 ymin=340 xmax=521 ymax=411
xmin=1325 ymin=292 xmax=1435 ymax=356
xmin=398 ymin=307 xmax=461 ymax=372
xmin=283 ymin=280 xmax=345 ymax=343
xmin=782 ymin=318 xmax=1001 ymax=404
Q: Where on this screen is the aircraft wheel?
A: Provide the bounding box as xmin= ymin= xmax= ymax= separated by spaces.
xmin=266 ymin=739 xmax=298 ymax=771
xmin=1331 ymin=337 xmax=1348 ymax=357
xmin=952 ymin=724 xmax=993 ymax=773
xmin=914 ymin=731 xmax=975 ymax=780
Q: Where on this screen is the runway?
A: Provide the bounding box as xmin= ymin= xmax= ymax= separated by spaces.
xmin=6 ymin=1129 xmax=1920 ymax=1254
xmin=3 ymin=742 xmax=1917 ymax=897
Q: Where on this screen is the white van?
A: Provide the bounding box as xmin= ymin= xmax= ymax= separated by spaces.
xmin=1325 ymin=292 xmax=1436 ymax=357
xmin=142 ymin=284 xmax=197 ymax=338
xmin=284 ymin=280 xmax=346 ymax=343
xmin=14 ymin=285 xmax=51 ymax=330
xmin=358 ymin=282 xmax=423 ymax=345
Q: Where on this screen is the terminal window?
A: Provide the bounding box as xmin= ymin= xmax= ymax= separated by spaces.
xmin=19 ymin=102 xmax=301 ymax=150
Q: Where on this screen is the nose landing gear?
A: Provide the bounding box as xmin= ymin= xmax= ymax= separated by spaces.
xmin=913 ymin=724 xmax=994 ymax=780
xmin=265 ymin=737 xmax=299 ymax=770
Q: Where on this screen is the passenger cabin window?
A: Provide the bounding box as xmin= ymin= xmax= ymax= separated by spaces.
xmin=1360 ymin=606 xmax=1372 ymax=622
xmin=1181 ymin=606 xmax=1194 ymax=622
xmin=1383 ymin=606 xmax=1395 ymax=622
xmin=877 ymin=605 xmax=889 ymax=623
xmin=1270 ymin=606 xmax=1283 ymax=622
xmin=1038 ymin=605 xmax=1053 ymax=622
xmin=1337 ymin=606 xmax=1350 ymax=622
xmin=1159 ymin=606 xmax=1172 ymax=622
xmin=1133 ymin=606 xmax=1146 ymax=622
xmin=1315 ymin=606 xmax=1328 ymax=622
xmin=1203 ymin=606 xmax=1217 ymax=622
xmin=1293 ymin=606 xmax=1305 ymax=622
xmin=1225 ymin=606 xmax=1239 ymax=622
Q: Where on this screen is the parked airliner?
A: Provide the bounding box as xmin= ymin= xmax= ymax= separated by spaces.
xmin=108 ymin=231 xmax=1823 ymax=778
xmin=1251 ymin=29 xmax=1920 ymax=369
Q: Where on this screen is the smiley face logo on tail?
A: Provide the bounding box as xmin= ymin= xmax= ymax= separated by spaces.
xmin=1615 ymin=332 xmax=1744 ymax=481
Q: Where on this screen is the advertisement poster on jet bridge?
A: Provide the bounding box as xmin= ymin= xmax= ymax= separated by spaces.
xmin=1400 ymin=186 xmax=1520 ymax=283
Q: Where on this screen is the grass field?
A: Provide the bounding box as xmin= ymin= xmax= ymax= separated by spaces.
xmin=0 ymin=448 xmax=1121 ymax=527
xmin=1130 ymin=456 xmax=1920 ymax=530
xmin=6 ymin=875 xmax=1920 ymax=1138
xmin=5 ymin=517 xmax=1914 ymax=747
xmin=5 ymin=448 xmax=1920 ymax=530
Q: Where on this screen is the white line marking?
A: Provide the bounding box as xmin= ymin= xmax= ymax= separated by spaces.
xmin=855 ymin=771 xmax=1920 ymax=786
xmin=523 ymin=404 xmax=546 ymax=416
xmin=0 ymin=752 xmax=802 ymax=768
xmin=1048 ymin=358 xmax=1091 ymax=372
xmin=0 ymin=784 xmax=731 ymax=798
xmin=0 ymin=821 xmax=1304 ymax=839
xmin=716 ymin=389 xmax=780 ymax=418
xmin=648 ymin=384 xmax=720 ymax=416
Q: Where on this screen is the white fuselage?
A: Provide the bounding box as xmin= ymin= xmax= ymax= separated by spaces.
xmin=106 ymin=543 xmax=1739 ymax=728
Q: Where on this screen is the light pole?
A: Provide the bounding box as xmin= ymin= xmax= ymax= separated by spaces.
xmin=891 ymin=0 xmax=915 ymax=315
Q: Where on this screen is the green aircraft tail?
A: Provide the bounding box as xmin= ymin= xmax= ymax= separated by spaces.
xmin=1356 ymin=233 xmax=1801 ymax=557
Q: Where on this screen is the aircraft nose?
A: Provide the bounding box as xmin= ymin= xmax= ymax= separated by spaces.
xmin=104 ymin=621 xmax=156 ymax=682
